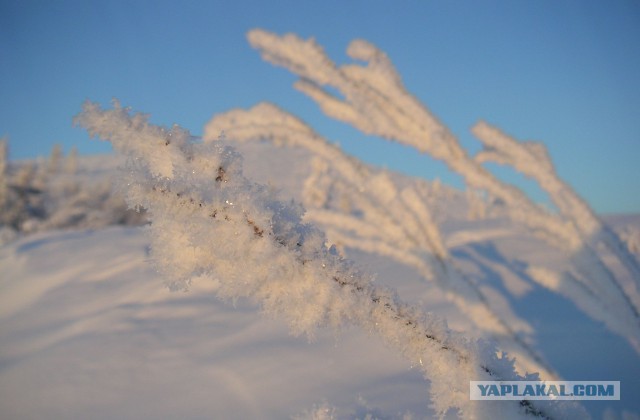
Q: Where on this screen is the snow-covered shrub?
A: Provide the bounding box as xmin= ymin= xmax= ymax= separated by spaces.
xmin=0 ymin=142 xmax=145 ymax=235
xmin=0 ymin=138 xmax=18 ymax=242
xmin=0 ymin=139 xmax=8 ymax=221
xmin=229 ymin=29 xmax=639 ymax=353
xmin=0 ymin=143 xmax=44 ymax=232
xmin=75 ymin=100 xmax=586 ymax=419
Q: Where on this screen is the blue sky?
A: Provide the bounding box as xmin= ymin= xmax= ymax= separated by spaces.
xmin=1 ymin=0 xmax=639 ymax=213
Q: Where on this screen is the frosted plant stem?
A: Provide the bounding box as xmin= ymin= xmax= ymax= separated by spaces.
xmin=76 ymin=100 xmax=585 ymax=419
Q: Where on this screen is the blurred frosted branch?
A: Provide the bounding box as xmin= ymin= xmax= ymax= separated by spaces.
xmin=246 ymin=29 xmax=571 ymax=246
xmin=245 ymin=29 xmax=640 ymax=352
xmin=472 ymin=122 xmax=640 ymax=350
xmin=206 ymin=103 xmax=556 ymax=378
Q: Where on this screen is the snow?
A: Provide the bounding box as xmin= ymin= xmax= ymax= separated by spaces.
xmin=1 ymin=141 xmax=639 ymax=419
xmin=0 ymin=228 xmax=444 ymax=418
xmin=0 ymin=226 xmax=431 ymax=419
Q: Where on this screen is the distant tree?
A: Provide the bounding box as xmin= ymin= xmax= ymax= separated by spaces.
xmin=0 ymin=138 xmax=16 ymax=231
xmin=65 ymin=146 xmax=78 ymax=174
xmin=48 ymin=143 xmax=63 ymax=174
xmin=0 ymin=138 xmax=7 ymax=213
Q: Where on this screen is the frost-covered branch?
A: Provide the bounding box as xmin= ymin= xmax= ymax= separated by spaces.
xmin=246 ymin=29 xmax=575 ymax=249
xmin=76 ymin=101 xmax=584 ymax=418
xmin=206 ymin=103 xmax=556 ymax=379
xmin=245 ymin=29 xmax=640 ymax=352
xmin=473 ymin=121 xmax=640 ymax=286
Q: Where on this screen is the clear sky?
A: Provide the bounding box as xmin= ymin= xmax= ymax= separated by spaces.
xmin=1 ymin=0 xmax=639 ymax=213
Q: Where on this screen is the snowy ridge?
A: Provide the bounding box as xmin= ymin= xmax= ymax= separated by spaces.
xmin=0 ymin=227 xmax=431 ymax=419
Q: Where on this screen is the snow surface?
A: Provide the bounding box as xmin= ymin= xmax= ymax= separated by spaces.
xmin=1 ymin=144 xmax=639 ymax=419
xmin=0 ymin=226 xmax=430 ymax=419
